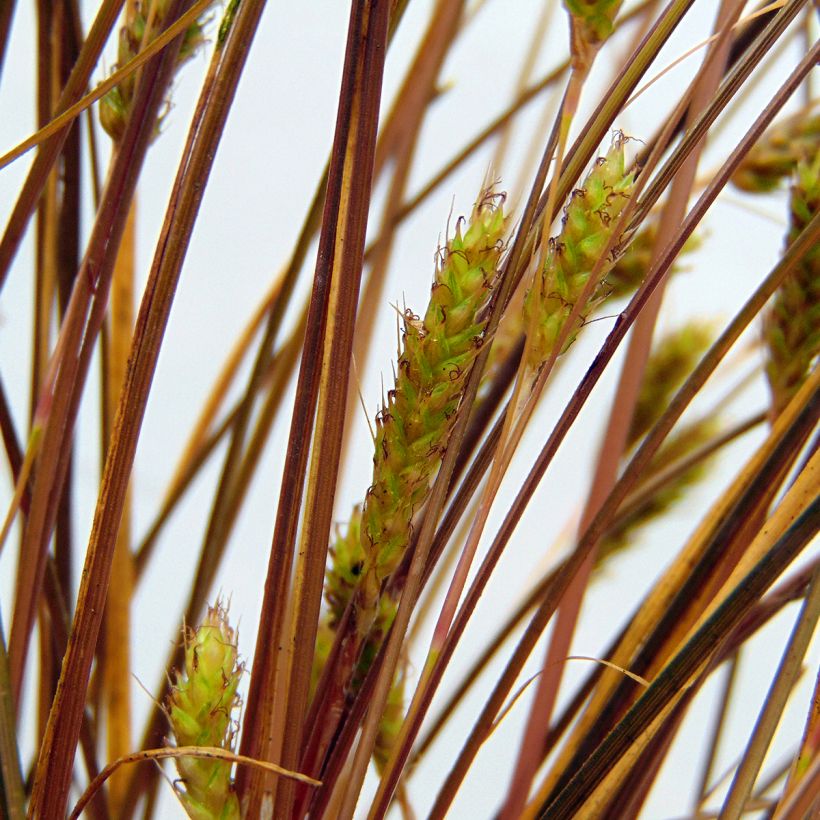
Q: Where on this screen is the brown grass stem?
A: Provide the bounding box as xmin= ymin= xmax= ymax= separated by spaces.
xmin=239 ymin=5 xmax=390 ymax=816
xmin=0 ymin=0 xmax=125 ymax=291
xmin=27 ymin=0 xmax=259 ymax=810
xmin=545 ymin=486 xmax=820 ymax=817
xmin=426 ymin=69 xmax=820 ymax=814
xmin=8 ymin=0 xmax=193 ymax=708
xmin=719 ymin=567 xmax=820 ymax=819
xmin=510 ymin=8 xmax=744 ymax=809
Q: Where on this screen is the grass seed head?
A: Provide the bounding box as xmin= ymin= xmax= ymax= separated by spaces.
xmin=599 ymin=417 xmax=722 ymax=563
xmin=523 ymin=136 xmax=634 ymax=371
xmin=732 ymin=110 xmax=820 ymax=194
xmin=628 ymin=321 xmax=714 ymax=447
xmin=764 ymin=154 xmax=820 ymax=417
xmin=564 ymin=0 xmax=624 ymax=69
xmin=167 ymin=602 xmax=242 ymax=820
xmin=100 ymin=1 xmax=210 ymax=141
xmin=325 ymin=508 xmax=365 ymax=629
xmin=351 ymin=193 xmax=506 ymax=632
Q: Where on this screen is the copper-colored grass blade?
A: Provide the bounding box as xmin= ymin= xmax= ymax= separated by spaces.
xmin=427 ymin=64 xmax=820 ymax=814
xmin=544 ymin=486 xmax=820 ymax=818
xmin=0 ymin=0 xmax=214 ymax=174
xmin=162 ymin=271 xmax=283 ymax=508
xmin=0 ymin=0 xmax=125 ymax=292
xmin=0 ymin=0 xmax=15 ymax=80
xmin=26 ymin=0 xmax=259 ymax=811
xmin=779 ymin=663 xmax=820 ymax=803
xmin=8 ymin=0 xmax=192 ymax=710
xmin=694 ymin=651 xmax=743 ymax=811
xmin=720 ymin=568 xmax=820 ymax=818
xmin=0 ymin=377 xmax=22 ymax=483
xmin=772 ymin=755 xmax=820 ymax=820
xmin=345 ymin=0 xmax=466 ymax=474
xmin=533 ymin=290 xmax=819 ymax=807
xmin=103 ymin=198 xmax=136 ymax=811
xmin=0 ymin=614 xmax=23 ymax=820
xmin=541 ymin=388 xmax=820 ymax=811
xmin=237 ymin=4 xmax=391 ymax=817
xmin=508 ymin=8 xmax=743 ymax=810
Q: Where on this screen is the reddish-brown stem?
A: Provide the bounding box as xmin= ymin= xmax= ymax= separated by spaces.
xmin=0 ymin=0 xmax=125 ymax=292
xmin=504 ymin=4 xmax=744 ymax=812
xmin=237 ymin=4 xmax=390 ymax=817
xmin=26 ymin=0 xmax=254 ymax=811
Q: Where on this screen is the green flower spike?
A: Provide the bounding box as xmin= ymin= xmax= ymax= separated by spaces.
xmin=563 ymin=0 xmax=624 ymax=69
xmin=523 ymin=136 xmax=634 ymax=371
xmin=351 ymin=194 xmax=507 ymax=635
xmin=167 ymin=602 xmax=242 ymax=820
xmin=628 ymin=321 xmax=713 ymax=447
xmin=764 ymin=154 xmax=820 ymax=416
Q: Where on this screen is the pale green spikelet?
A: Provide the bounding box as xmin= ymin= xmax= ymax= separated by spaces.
xmin=598 ymin=417 xmax=721 ymax=563
xmin=351 ymin=194 xmax=507 ymax=634
xmin=523 ymin=136 xmax=634 ymax=371
xmin=764 ymin=155 xmax=820 ymax=417
xmin=167 ymin=602 xmax=241 ymax=820
xmin=563 ymin=0 xmax=624 ymax=69
xmin=100 ymin=1 xmax=211 ymax=142
xmin=627 ymin=321 xmax=714 ymax=448
xmin=732 ymin=110 xmax=820 ymax=194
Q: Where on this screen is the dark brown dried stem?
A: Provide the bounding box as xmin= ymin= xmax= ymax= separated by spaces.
xmin=237 ymin=4 xmax=390 ymax=817
xmin=27 ymin=0 xmax=255 ymax=811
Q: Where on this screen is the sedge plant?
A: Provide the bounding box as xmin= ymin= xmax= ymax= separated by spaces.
xmin=0 ymin=2 xmax=818 ymax=819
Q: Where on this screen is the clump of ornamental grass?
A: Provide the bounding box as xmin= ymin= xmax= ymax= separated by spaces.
xmin=6 ymin=4 xmax=820 ymax=819
xmin=523 ymin=136 xmax=634 ymax=371
xmin=166 ymin=603 xmax=242 ymax=820
xmin=763 ymin=154 xmax=820 ymax=417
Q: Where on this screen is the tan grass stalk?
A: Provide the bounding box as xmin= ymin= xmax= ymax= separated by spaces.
xmin=103 ymin=198 xmax=136 ymax=810
xmin=567 ymin=448 xmax=820 ymax=818
xmin=719 ymin=568 xmax=820 ymax=820
xmin=530 ymin=366 xmax=820 ymax=810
